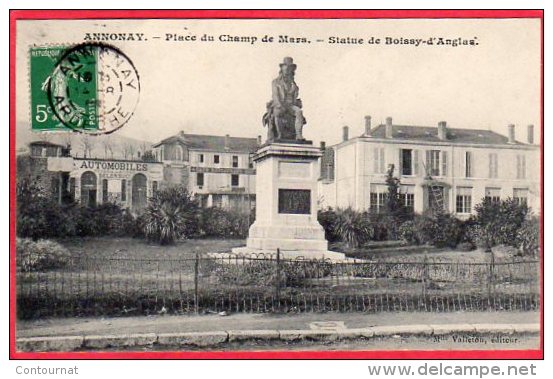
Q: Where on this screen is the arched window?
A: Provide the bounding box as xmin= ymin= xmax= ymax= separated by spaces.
xmin=132 ymin=173 xmax=148 ymax=212
xmin=80 ymin=171 xmax=97 ymax=207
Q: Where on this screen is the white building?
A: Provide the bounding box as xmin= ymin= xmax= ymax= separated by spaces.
xmin=153 ymin=132 xmax=260 ymax=211
xmin=319 ymin=117 xmax=540 ymax=218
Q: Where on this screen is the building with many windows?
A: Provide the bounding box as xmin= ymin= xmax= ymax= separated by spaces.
xmin=23 ymin=141 xmax=165 ymax=213
xmin=152 ymin=132 xmax=260 ymax=212
xmin=319 ymin=117 xmax=540 ymax=217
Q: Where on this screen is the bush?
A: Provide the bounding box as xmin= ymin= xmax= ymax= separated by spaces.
xmin=474 ymin=198 xmax=530 ymax=250
xmin=16 ymin=238 xmax=71 ymax=272
xmin=16 ymin=179 xmax=75 ymax=239
xmin=397 ymin=212 xmax=463 ymax=248
xmin=198 ymin=207 xmax=251 ymax=239
xmin=398 ymin=220 xmax=424 ymax=245
xmin=317 ymin=208 xmax=340 ymax=242
xmin=516 ymin=216 xmax=540 ymax=257
xmin=142 ymin=186 xmax=199 ymax=245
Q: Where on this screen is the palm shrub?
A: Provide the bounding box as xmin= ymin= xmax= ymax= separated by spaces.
xmin=141 ymin=186 xmax=199 ymax=245
xmin=333 ymin=207 xmax=373 ymax=248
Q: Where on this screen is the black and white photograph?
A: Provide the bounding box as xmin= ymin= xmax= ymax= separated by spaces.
xmin=10 ymin=11 xmax=543 ymax=359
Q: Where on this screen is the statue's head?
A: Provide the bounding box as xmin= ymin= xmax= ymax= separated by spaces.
xmin=279 ymin=57 xmax=296 ymax=77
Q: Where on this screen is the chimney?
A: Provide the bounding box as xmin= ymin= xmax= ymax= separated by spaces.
xmin=225 ymin=134 xmax=230 ymax=149
xmin=438 ymin=121 xmax=447 ymax=140
xmin=508 ymin=124 xmax=516 ymax=144
xmin=320 ymin=141 xmax=326 ymax=151
xmin=364 ymin=115 xmax=372 ymax=136
xmin=385 ymin=117 xmax=393 ymax=138
xmin=527 ymin=124 xmax=534 ymax=144
xmin=342 ymin=126 xmax=349 ymax=142
xmin=257 ymin=135 xmax=262 ymax=145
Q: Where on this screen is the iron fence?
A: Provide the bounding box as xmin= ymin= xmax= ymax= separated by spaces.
xmin=16 ymin=251 xmax=540 ymax=319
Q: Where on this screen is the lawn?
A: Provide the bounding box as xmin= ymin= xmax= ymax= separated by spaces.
xmin=58 ymin=237 xmax=245 ymax=260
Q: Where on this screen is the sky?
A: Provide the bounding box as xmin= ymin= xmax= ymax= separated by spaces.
xmin=16 ymin=18 xmax=541 ymax=147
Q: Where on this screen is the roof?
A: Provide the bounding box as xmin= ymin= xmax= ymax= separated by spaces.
xmin=368 ymin=124 xmax=525 ymax=146
xmin=153 ymin=133 xmax=259 ymax=153
xmin=29 ymin=140 xmax=64 ymax=147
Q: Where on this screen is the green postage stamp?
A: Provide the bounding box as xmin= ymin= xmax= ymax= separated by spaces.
xmin=29 ymin=43 xmax=140 ymax=134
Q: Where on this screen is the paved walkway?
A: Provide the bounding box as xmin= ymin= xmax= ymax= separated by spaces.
xmin=17 ymin=311 xmax=539 ymax=338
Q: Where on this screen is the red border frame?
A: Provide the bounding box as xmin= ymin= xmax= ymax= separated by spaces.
xmin=9 ymin=9 xmax=544 ymax=360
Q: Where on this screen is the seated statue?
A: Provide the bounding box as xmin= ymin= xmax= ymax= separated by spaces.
xmin=262 ymin=57 xmax=306 ymax=141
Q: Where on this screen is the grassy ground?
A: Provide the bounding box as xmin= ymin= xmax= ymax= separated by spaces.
xmin=57 ymin=237 xmax=245 ymax=260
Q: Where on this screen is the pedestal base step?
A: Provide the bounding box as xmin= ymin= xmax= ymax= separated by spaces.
xmin=222 ymin=247 xmax=348 ymax=262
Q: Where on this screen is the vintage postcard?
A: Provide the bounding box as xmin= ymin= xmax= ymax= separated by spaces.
xmin=10 ymin=10 xmax=543 ymax=359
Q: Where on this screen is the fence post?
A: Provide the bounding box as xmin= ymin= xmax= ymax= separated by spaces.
xmin=194 ymin=251 xmax=199 ymax=314
xmin=275 ymin=248 xmax=281 ymax=311
xmin=487 ymin=249 xmax=495 ymax=307
xmin=421 ymin=254 xmax=428 ymax=309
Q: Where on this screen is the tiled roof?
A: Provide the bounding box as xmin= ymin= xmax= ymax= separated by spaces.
xmin=154 ymin=133 xmax=260 ymax=153
xmin=368 ymin=124 xmax=523 ymax=145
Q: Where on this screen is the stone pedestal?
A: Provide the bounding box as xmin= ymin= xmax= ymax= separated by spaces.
xmin=232 ymin=142 xmax=345 ymax=261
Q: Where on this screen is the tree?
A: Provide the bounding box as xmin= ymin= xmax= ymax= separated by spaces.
xmin=100 ymin=135 xmax=114 ymax=159
xmin=80 ymin=134 xmax=95 ymax=158
xmin=383 ymin=164 xmax=410 ymax=239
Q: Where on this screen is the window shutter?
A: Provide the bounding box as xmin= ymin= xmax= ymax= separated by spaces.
xmin=522 ymin=155 xmax=526 ymax=179
xmin=488 ymin=153 xmax=493 ymax=178
xmin=441 ymin=151 xmax=448 ymax=177
xmin=379 ymin=148 xmax=385 ymax=173
xmin=398 ymin=149 xmax=403 ymax=176
xmin=425 ymin=150 xmax=431 ymax=175
xmin=414 ymin=150 xmax=419 ymax=176
xmin=373 ymin=148 xmax=379 ymax=173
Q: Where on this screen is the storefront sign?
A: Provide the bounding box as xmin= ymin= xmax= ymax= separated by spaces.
xmin=76 ymin=159 xmax=149 ymax=172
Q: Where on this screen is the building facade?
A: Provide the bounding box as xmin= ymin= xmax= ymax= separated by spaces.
xmin=153 ymin=132 xmax=260 ymax=212
xmin=319 ymin=117 xmax=540 ymax=217
xmin=26 ymin=141 xmax=164 ymax=213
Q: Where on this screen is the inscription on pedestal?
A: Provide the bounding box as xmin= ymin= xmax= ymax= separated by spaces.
xmin=278 ymin=189 xmax=311 ymax=214
xmin=278 ymin=161 xmax=310 ymax=179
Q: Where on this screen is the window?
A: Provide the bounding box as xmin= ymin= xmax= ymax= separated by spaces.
xmin=513 ymin=188 xmax=528 ymax=205
xmin=516 ymin=155 xmax=526 ymax=179
xmin=485 ymin=187 xmax=500 ymax=203
xmin=214 ymin=155 xmax=220 ymax=164
xmin=231 ymin=174 xmax=239 ymax=187
xmin=152 ymin=181 xmax=158 ymax=195
xmin=465 ymin=151 xmax=473 ymax=178
xmin=212 ymin=194 xmax=223 ymax=208
xmin=198 ymin=154 xmax=204 ymax=163
xmin=369 ymin=184 xmax=387 ymax=213
xmin=67 ymin=177 xmax=75 ymax=199
xmin=248 ymin=156 xmax=254 ymax=169
xmin=426 ymin=150 xmax=441 ymax=177
xmin=232 ymin=155 xmax=239 ymax=168
xmin=196 ymin=173 xmax=204 ymax=187
xmin=456 ymin=187 xmax=472 ymax=214
xmin=31 ymin=146 xmax=42 ymax=157
xmin=489 ymin=153 xmax=498 ymax=178
xmin=102 ymin=179 xmax=108 ymax=203
xmin=401 ymin=149 xmax=412 ymax=176
xmin=399 ymin=185 xmax=415 ymax=213
xmin=373 ymin=148 xmax=385 ymax=174
xmin=46 ymin=146 xmax=59 ymax=157
xmin=121 ymin=180 xmax=126 ymax=201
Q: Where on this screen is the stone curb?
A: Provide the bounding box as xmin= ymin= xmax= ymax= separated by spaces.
xmin=16 ymin=323 xmax=540 ymax=352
